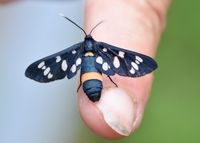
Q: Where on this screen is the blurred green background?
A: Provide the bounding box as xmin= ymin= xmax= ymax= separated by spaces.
xmin=78 ymin=0 xmax=200 ymax=142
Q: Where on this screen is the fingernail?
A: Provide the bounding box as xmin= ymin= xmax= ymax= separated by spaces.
xmin=96 ymin=88 xmax=136 ymax=136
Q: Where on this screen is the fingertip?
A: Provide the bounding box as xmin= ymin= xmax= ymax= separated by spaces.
xmin=78 ymin=87 xmax=137 ymax=139
xmin=96 ymin=88 xmax=136 ymax=136
xmin=78 ymin=89 xmax=123 ymax=139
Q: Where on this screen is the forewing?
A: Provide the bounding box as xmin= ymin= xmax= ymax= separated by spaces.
xmin=25 ymin=43 xmax=83 ymax=82
xmin=95 ymin=42 xmax=157 ymax=77
xmin=95 ymin=49 xmax=115 ymax=76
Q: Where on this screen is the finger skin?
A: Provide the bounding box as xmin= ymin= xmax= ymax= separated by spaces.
xmin=78 ymin=88 xmax=124 ymax=139
xmin=78 ymin=0 xmax=171 ymax=139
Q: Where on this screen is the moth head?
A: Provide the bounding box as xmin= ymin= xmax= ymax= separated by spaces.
xmin=84 ymin=36 xmax=95 ymax=51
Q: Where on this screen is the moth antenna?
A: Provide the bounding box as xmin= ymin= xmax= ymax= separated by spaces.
xmin=89 ymin=20 xmax=104 ymax=35
xmin=59 ymin=13 xmax=87 ymax=36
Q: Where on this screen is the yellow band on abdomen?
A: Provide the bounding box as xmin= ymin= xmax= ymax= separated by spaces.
xmin=81 ymin=72 xmax=102 ymax=83
xmin=84 ymin=52 xmax=94 ymax=56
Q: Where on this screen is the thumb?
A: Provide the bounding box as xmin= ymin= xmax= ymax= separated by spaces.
xmin=78 ymin=75 xmax=153 ymax=139
xmin=78 ymin=0 xmax=171 ymax=139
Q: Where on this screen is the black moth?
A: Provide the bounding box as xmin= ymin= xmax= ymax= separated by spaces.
xmin=25 ymin=13 xmax=158 ymax=102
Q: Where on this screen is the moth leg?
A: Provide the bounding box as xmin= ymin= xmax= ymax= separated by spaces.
xmin=77 ymin=76 xmax=82 ymax=92
xmin=76 ymin=43 xmax=85 ymax=92
xmin=107 ymin=75 xmax=118 ymax=87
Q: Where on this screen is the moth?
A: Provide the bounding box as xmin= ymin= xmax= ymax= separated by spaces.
xmin=25 ymin=13 xmax=158 ymax=102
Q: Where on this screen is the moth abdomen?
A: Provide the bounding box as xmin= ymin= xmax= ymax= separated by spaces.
xmin=81 ymin=53 xmax=103 ymax=102
xmin=81 ymin=72 xmax=103 ymax=102
xmin=82 ymin=79 xmax=102 ymax=102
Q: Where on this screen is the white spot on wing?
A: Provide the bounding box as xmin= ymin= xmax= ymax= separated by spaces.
xmin=62 ymin=60 xmax=67 ymax=71
xmin=44 ymin=67 xmax=50 ymax=76
xmin=103 ymin=48 xmax=107 ymax=52
xmin=135 ymin=60 xmax=140 ymax=64
xmin=38 ymin=61 xmax=45 ymax=69
xmin=72 ymin=50 xmax=76 ymax=54
xmin=71 ymin=64 xmax=77 ymax=73
xmin=118 ymin=51 xmax=125 ymax=58
xmin=47 ymin=73 xmax=53 ymax=79
xmin=129 ymin=67 xmax=135 ymax=74
xmin=76 ymin=58 xmax=82 ymax=66
xmin=42 ymin=66 xmax=46 ymax=70
xmin=113 ymin=56 xmax=120 ymax=68
xmin=136 ymin=56 xmax=143 ymax=62
xmin=102 ymin=62 xmax=109 ymax=71
xmin=96 ymin=56 xmax=103 ymax=64
xmin=131 ymin=62 xmax=139 ymax=70
xmin=56 ymin=56 xmax=62 ymax=63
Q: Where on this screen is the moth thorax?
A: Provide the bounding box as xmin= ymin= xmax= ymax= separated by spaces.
xmin=84 ymin=38 xmax=94 ymax=52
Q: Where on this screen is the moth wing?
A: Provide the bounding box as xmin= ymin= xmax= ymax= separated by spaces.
xmin=95 ymin=42 xmax=157 ymax=77
xmin=94 ymin=51 xmax=115 ymax=76
xmin=25 ymin=42 xmax=83 ymax=82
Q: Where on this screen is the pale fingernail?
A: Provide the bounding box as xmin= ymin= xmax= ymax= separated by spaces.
xmin=96 ymin=88 xmax=136 ymax=136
